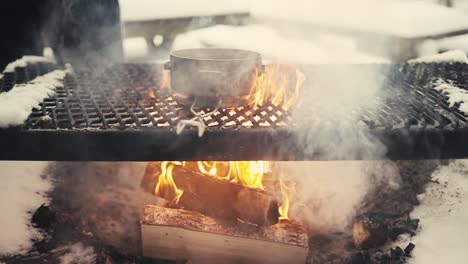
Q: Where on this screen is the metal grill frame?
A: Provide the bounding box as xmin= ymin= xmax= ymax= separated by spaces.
xmin=2 ymin=63 xmax=468 ymax=161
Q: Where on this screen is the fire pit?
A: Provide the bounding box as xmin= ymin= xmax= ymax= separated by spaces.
xmin=140 ymin=161 xmax=308 ymax=263
xmin=0 ymin=59 xmax=466 ymax=263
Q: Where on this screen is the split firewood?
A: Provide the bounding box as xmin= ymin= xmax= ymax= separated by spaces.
xmin=141 ymin=205 xmax=308 ymax=264
xmin=141 ymin=162 xmax=279 ymax=226
xmin=353 ymin=213 xmax=419 ymax=249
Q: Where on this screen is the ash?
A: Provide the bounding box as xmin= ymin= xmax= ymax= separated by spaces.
xmin=307 ymin=160 xmax=441 ymax=264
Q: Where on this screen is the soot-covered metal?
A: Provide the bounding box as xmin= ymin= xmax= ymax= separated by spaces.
xmin=1 ymin=63 xmax=468 ymax=161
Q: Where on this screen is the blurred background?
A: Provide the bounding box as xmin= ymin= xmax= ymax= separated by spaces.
xmin=119 ymin=0 xmax=468 ymax=64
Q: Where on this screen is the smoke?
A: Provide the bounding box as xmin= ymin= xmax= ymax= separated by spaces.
xmin=269 ymin=57 xmax=401 ymax=233
xmin=50 ymin=162 xmax=161 ymax=254
xmin=272 ymin=65 xmax=399 ymax=231
xmin=272 ymin=64 xmax=402 ymax=232
xmin=191 ymin=0 xmax=412 ymax=234
xmin=50 ymin=0 xmax=404 ymax=239
xmin=40 ymin=0 xmax=124 ymax=70
xmin=276 ymin=161 xmax=399 ymax=231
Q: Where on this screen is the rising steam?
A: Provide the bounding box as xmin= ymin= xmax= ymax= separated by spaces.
xmin=275 ymin=65 xmax=401 ymax=232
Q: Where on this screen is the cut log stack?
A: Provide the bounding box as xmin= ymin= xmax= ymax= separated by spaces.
xmin=140 ymin=162 xmax=309 ymax=264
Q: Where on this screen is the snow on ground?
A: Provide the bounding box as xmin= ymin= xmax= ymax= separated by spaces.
xmin=0 ymin=70 xmax=67 ymax=128
xmin=58 ymin=243 xmax=96 ymax=264
xmin=409 ymin=49 xmax=468 ymax=63
xmin=172 ymin=25 xmax=389 ymax=64
xmin=0 ymin=162 xmax=52 ymax=255
xmin=433 ymin=78 xmax=468 ymax=114
xmin=119 ymin=0 xmax=249 ymax=21
xmin=2 ymin=56 xmax=55 ymax=73
xmin=408 ymin=160 xmax=468 ymax=264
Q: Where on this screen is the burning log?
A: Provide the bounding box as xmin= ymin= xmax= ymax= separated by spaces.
xmin=141 ymin=205 xmax=308 ymax=264
xmin=142 ymin=162 xmax=279 ymax=226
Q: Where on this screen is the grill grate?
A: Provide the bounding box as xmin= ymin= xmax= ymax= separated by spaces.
xmin=3 ymin=62 xmax=468 ymax=161
xmin=22 ymin=64 xmax=293 ymax=131
xmin=15 ymin=63 xmax=468 ymax=132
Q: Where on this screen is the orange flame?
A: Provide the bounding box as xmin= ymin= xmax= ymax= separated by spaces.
xmin=229 ymin=161 xmax=266 ymax=190
xmin=151 ymin=161 xmax=295 ymax=222
xmin=160 ymin=70 xmax=170 ymax=89
xmin=197 ymin=161 xmax=219 ymax=176
xmin=148 ymin=89 xmax=156 ymax=99
xmin=278 ymin=179 xmax=290 ymax=221
xmin=195 ymin=161 xmax=267 ymax=190
xmin=155 ymin=162 xmax=184 ymax=203
xmin=246 ymin=64 xmax=306 ymax=110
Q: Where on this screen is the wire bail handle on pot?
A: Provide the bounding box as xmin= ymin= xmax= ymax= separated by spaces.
xmin=175 ymin=97 xmax=222 ymax=137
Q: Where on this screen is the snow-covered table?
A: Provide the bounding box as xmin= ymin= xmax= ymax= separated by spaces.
xmin=120 ymin=0 xmax=250 ymax=52
xmin=251 ymin=0 xmax=468 ymax=61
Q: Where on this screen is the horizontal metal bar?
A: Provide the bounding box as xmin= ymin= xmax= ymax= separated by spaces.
xmin=1 ymin=127 xmax=468 ymax=161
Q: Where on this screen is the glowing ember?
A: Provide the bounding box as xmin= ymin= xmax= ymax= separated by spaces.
xmin=246 ymin=64 xmax=306 ymax=110
xmin=278 ymin=179 xmax=290 ymax=221
xmin=353 ymin=222 xmax=371 ymax=246
xmin=155 ymin=162 xmax=184 ymax=203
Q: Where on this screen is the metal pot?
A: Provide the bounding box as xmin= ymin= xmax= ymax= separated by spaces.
xmin=165 ymin=48 xmax=263 ymax=100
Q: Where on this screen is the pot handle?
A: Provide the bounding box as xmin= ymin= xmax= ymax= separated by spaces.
xmin=164 ymin=61 xmax=171 ymax=70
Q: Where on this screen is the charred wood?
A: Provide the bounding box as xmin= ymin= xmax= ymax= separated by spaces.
xmin=353 ymin=213 xmax=419 ymax=249
xmin=142 ymin=162 xmax=279 ymax=226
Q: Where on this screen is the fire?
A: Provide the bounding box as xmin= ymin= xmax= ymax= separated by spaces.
xmin=155 ymin=162 xmax=184 ymax=203
xmin=148 ymin=89 xmax=156 ymax=99
xmin=246 ymin=64 xmax=306 ymax=110
xmin=278 ymin=179 xmax=290 ymax=221
xmin=353 ymin=222 xmax=371 ymax=247
xmin=196 ymin=161 xmax=266 ymax=190
xmin=153 ymin=161 xmax=299 ymax=222
xmin=197 ymin=161 xmax=221 ymax=177
xmin=230 ymin=161 xmax=266 ymax=190
xmin=160 ymin=69 xmax=170 ymax=89
xmin=156 ymin=161 xmax=266 ymax=201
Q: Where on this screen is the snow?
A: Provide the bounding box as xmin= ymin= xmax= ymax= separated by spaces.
xmin=123 ymin=37 xmax=149 ymax=60
xmin=408 ymin=160 xmax=468 ymax=264
xmin=0 ymin=161 xmax=52 ymax=255
xmin=58 ymin=243 xmax=96 ymax=264
xmin=2 ymin=56 xmax=55 ymax=73
xmin=433 ymin=78 xmax=468 ymax=114
xmin=173 ymin=25 xmax=389 ymax=64
xmin=119 ymin=0 xmax=249 ymax=21
xmin=409 ymin=49 xmax=468 ymax=63
xmin=120 ymin=0 xmax=468 ymax=39
xmin=0 ymin=70 xmax=67 ymax=128
xmin=252 ymin=0 xmax=468 ymax=38
xmin=433 ymin=33 xmax=468 ymax=55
